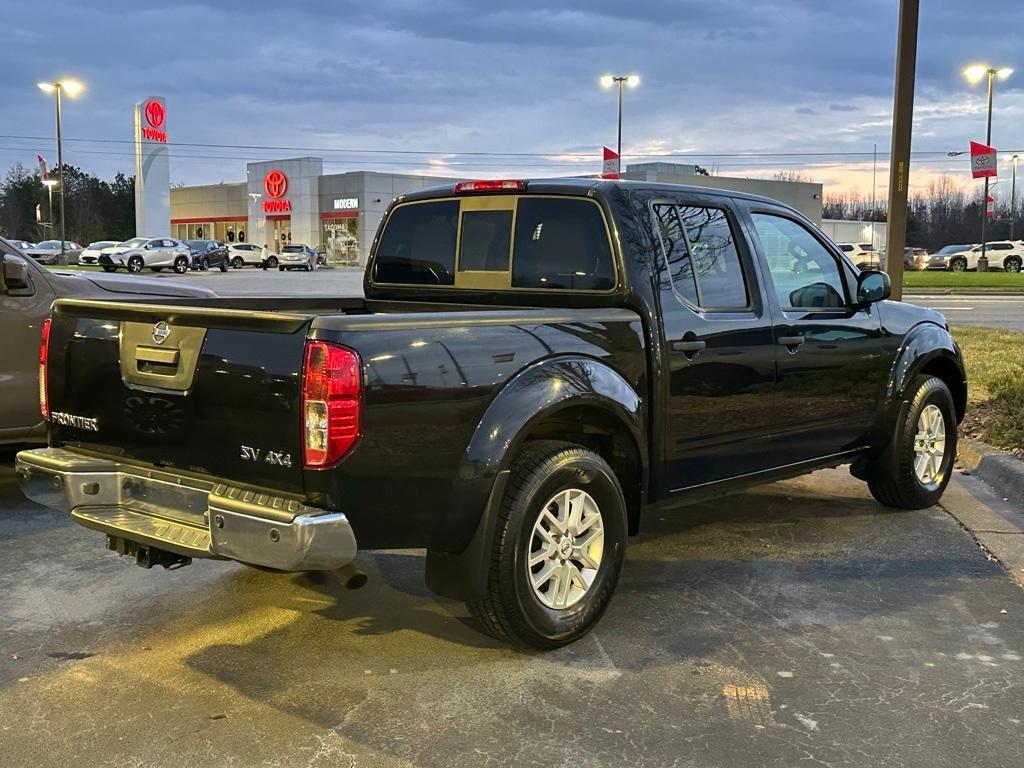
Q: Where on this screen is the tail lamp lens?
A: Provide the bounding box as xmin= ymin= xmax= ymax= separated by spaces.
xmin=39 ymin=318 xmax=51 ymax=419
xmin=302 ymin=341 xmax=361 ymax=468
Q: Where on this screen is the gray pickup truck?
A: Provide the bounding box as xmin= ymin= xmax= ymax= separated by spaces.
xmin=0 ymin=237 xmax=214 ymax=444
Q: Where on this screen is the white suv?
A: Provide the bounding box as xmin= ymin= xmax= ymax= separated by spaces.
xmin=835 ymin=243 xmax=882 ymax=270
xmin=100 ymin=237 xmax=192 ymax=273
xmin=947 ymin=241 xmax=1024 ymax=272
xmin=226 ymin=242 xmax=271 ymax=269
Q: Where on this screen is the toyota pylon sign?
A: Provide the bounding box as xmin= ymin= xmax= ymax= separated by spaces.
xmin=602 ymin=146 xmax=620 ymax=179
xmin=970 ymin=141 xmax=997 ymax=179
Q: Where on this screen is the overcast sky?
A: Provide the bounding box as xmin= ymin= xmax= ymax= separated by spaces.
xmin=3 ymin=0 xmax=1023 ymax=197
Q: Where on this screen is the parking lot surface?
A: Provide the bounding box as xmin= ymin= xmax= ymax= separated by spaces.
xmin=2 ymin=459 xmax=1022 ymax=768
xmin=903 ymin=294 xmax=1024 ymax=332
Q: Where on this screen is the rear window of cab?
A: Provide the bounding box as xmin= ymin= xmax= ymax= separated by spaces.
xmin=371 ymin=196 xmax=616 ymax=291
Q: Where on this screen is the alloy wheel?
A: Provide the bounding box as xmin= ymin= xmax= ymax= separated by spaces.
xmin=913 ymin=404 xmax=947 ymax=489
xmin=527 ymin=488 xmax=605 ymax=610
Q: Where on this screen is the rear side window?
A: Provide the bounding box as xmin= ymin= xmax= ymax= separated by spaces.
xmin=511 ymin=198 xmax=614 ymax=290
xmin=373 ymin=200 xmax=459 ymax=285
xmin=652 ymin=204 xmax=748 ymax=309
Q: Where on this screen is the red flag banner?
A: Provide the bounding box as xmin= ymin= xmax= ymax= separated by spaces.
xmin=36 ymin=155 xmax=48 ymax=180
xmin=986 ymin=194 xmax=995 ymax=218
xmin=602 ymin=146 xmax=620 ymax=179
xmin=970 ymin=141 xmax=997 ymax=179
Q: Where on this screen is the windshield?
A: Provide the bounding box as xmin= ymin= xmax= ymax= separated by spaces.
xmin=936 ymin=245 xmax=967 ymax=255
xmin=117 ymin=238 xmax=148 ymax=248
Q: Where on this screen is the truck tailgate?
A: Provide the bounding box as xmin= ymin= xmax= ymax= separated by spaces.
xmin=46 ymin=299 xmax=311 ymax=495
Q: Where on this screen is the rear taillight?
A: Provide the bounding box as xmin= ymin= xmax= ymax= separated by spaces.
xmin=453 ymin=179 xmax=526 ymax=193
xmin=302 ymin=340 xmax=361 ymax=468
xmin=39 ymin=318 xmax=51 ymax=419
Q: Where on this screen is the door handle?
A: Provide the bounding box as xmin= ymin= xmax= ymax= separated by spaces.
xmin=672 ymin=340 xmax=706 ymax=356
xmin=778 ymin=335 xmax=805 ymax=347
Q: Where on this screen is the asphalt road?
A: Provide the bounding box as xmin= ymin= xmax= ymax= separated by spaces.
xmin=135 ymin=269 xmax=1024 ymax=332
xmin=2 ymin=459 xmax=1023 ymax=768
xmin=905 ymin=294 xmax=1024 ymax=332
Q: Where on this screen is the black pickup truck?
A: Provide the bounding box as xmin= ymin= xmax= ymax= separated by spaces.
xmin=17 ymin=178 xmax=966 ymax=649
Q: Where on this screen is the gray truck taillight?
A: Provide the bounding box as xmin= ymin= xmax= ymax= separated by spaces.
xmin=301 ymin=340 xmax=361 ymax=468
xmin=39 ymin=318 xmax=51 ymax=419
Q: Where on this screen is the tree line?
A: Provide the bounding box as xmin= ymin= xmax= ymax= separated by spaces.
xmin=823 ymin=176 xmax=1024 ymax=250
xmin=0 ymin=162 xmax=135 ymax=245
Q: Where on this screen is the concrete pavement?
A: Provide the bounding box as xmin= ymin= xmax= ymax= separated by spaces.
xmin=2 ymin=458 xmax=1023 ymax=768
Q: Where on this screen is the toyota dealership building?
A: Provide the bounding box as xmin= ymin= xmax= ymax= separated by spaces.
xmin=169 ymin=157 xmax=459 ymax=265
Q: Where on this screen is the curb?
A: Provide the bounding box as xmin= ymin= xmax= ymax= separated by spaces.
xmin=957 ymin=438 xmax=1024 ymax=501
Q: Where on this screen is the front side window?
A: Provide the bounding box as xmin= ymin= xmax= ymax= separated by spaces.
xmin=652 ymin=204 xmax=748 ymax=309
xmin=752 ymin=213 xmax=848 ymax=310
xmin=373 ymin=200 xmax=459 ymax=285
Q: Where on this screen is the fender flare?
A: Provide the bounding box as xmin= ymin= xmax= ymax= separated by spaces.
xmin=425 ymin=355 xmax=645 ymax=601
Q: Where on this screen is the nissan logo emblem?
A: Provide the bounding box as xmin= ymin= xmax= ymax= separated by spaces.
xmin=152 ymin=321 xmax=170 ymax=345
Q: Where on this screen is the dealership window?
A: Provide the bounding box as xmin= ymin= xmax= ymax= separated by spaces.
xmin=321 ymin=218 xmax=360 ymax=265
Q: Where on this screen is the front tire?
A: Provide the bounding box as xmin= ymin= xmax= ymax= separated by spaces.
xmin=467 ymin=440 xmax=627 ymax=650
xmin=127 ymin=255 xmax=144 ymax=273
xmin=950 ymin=257 xmax=967 ymax=272
xmin=232 ymin=257 xmax=244 ymax=269
xmin=219 ymin=260 xmax=228 ymax=272
xmin=865 ymin=375 xmax=957 ymax=509
xmin=173 ymin=256 xmax=189 ymax=274
xmin=266 ymin=255 xmax=278 ymax=269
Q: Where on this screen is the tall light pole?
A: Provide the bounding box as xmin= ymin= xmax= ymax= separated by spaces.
xmin=599 ymin=74 xmax=640 ymax=173
xmin=1012 ymin=154 xmax=1019 ymax=241
xmin=963 ymin=64 xmax=1012 ymax=271
xmin=37 ymin=79 xmax=83 ymax=264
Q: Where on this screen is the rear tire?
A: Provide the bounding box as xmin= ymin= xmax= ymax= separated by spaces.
xmin=173 ymin=256 xmax=189 ymax=274
xmin=200 ymin=257 xmax=210 ymax=271
xmin=1004 ymin=256 xmax=1022 ymax=273
xmin=232 ymin=257 xmax=244 ymax=269
xmin=266 ymin=255 xmax=278 ymax=269
xmin=219 ymin=260 xmax=228 ymax=272
xmin=865 ymin=375 xmax=957 ymax=509
xmin=466 ymin=440 xmax=627 ymax=650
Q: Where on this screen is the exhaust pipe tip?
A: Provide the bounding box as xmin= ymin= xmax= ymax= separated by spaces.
xmin=337 ymin=563 xmax=367 ymax=590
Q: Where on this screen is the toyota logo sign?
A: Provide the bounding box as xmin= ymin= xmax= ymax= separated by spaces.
xmin=264 ymin=170 xmax=288 ymax=199
xmin=145 ymin=100 xmax=165 ymax=129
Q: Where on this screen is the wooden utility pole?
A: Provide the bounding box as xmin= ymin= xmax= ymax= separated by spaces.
xmin=884 ymin=0 xmax=919 ymax=301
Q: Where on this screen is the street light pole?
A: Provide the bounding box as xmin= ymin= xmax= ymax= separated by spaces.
xmin=54 ymin=85 xmax=65 ymax=262
xmin=1011 ymin=154 xmax=1019 ymax=241
xmin=963 ymin=64 xmax=1012 ymax=271
xmin=37 ymin=79 xmax=82 ymax=264
xmin=600 ymin=74 xmax=639 ymax=176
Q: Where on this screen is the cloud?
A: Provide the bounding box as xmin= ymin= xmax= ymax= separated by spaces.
xmin=0 ymin=0 xmax=1020 ymax=199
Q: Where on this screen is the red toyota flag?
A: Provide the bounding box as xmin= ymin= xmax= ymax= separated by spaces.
xmin=986 ymin=194 xmax=995 ymax=218
xmin=970 ymin=141 xmax=997 ymax=178
xmin=602 ymin=146 xmax=620 ymax=179
xmin=36 ymin=154 xmax=48 ymax=180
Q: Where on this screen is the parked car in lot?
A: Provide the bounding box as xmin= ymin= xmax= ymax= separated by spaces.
xmin=226 ymin=242 xmax=273 ymax=269
xmin=185 ymin=239 xmax=230 ymax=272
xmin=78 ymin=241 xmax=120 ymax=266
xmin=947 ymin=241 xmax=1024 ymax=272
xmin=904 ymin=247 xmax=929 ymax=271
xmin=835 ymin=242 xmax=881 ymax=270
xmin=99 ymin=237 xmax=192 ymax=274
xmin=23 ymin=239 xmax=83 ymax=265
xmin=925 ymin=244 xmax=976 ymax=271
xmin=277 ymin=243 xmax=318 ymax=271
xmin=6 ymin=239 xmax=35 ymax=251
xmin=0 ymin=236 xmax=214 ymax=445
xmin=17 ymin=178 xmax=966 ymax=649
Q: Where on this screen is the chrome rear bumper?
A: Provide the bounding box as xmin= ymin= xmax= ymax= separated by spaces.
xmin=15 ymin=447 xmax=357 ymax=571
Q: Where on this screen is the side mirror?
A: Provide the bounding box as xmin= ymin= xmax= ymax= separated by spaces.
xmin=3 ymin=257 xmax=33 ymax=294
xmin=857 ymin=269 xmax=890 ymax=305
